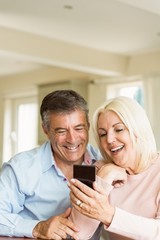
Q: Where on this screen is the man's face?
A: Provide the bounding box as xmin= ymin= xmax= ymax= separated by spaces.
xmin=44 ymin=110 xmax=89 ymax=165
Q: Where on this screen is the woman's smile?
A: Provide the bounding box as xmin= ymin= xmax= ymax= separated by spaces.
xmin=98 ymin=110 xmax=136 ymax=171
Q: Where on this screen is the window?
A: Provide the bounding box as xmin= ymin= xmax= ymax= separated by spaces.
xmin=3 ymin=96 xmax=38 ymax=163
xmin=16 ymin=100 xmax=38 ymax=153
xmin=107 ymin=81 xmax=144 ymax=106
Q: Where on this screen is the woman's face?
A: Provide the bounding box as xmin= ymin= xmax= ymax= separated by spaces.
xmin=97 ymin=110 xmax=136 ymax=172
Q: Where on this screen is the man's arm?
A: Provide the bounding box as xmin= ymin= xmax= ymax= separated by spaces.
xmin=0 ymin=163 xmax=79 ymax=239
xmin=0 ymin=163 xmax=39 ymax=237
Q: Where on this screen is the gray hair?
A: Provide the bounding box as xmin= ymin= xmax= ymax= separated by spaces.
xmin=40 ymin=89 xmax=89 ymax=130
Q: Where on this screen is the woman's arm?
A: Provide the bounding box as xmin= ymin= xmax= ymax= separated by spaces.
xmin=69 ymin=206 xmax=100 ymax=240
xmin=95 ymin=162 xmax=127 ymax=188
xmin=107 ymin=207 xmax=160 ymax=240
xmin=69 ymin=163 xmax=127 ymax=239
xmin=70 ymin=179 xmax=160 ymax=240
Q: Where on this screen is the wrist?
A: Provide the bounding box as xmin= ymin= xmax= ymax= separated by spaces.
xmin=32 ymin=223 xmax=40 ymax=238
xmin=103 ymin=206 xmax=115 ymax=227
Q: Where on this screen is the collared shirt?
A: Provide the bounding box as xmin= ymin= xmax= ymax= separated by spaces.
xmin=0 ymin=141 xmax=101 ymax=237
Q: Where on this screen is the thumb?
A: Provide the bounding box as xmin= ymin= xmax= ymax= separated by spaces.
xmin=63 ymin=207 xmax=72 ymax=218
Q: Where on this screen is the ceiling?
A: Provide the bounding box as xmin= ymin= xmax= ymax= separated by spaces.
xmin=0 ymin=0 xmax=160 ymax=77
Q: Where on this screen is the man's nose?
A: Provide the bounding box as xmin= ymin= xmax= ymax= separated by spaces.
xmin=66 ymin=130 xmax=76 ymax=142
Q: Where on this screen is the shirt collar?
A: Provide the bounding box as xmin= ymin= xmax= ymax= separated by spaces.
xmin=83 ymin=150 xmax=96 ymax=165
xmin=41 ymin=141 xmax=54 ymax=173
xmin=41 ymin=141 xmax=96 ymax=173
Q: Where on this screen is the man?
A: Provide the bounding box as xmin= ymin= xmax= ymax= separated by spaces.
xmin=0 ymin=90 xmax=102 ymax=239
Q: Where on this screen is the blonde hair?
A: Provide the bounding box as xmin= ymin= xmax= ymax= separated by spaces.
xmin=92 ymin=96 xmax=157 ymax=173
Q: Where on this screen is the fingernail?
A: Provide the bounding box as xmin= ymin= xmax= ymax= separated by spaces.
xmin=94 ymin=181 xmax=97 ymax=186
xmin=71 ymin=178 xmax=76 ymax=183
xmin=67 ymin=182 xmax=70 ymax=187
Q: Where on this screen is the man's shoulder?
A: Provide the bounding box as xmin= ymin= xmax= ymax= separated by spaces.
xmin=4 ymin=141 xmax=49 ymax=169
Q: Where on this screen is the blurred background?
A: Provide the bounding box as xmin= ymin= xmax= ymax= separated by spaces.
xmin=0 ymin=0 xmax=160 ymax=169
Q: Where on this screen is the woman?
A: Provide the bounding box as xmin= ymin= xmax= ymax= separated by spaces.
xmin=69 ymin=96 xmax=160 ymax=240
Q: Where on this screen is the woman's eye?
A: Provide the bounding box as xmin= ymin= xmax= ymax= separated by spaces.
xmin=99 ymin=133 xmax=107 ymax=137
xmin=115 ymin=128 xmax=124 ymax=132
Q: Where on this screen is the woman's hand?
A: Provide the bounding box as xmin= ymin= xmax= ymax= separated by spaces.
xmin=69 ymin=179 xmax=115 ymax=227
xmin=97 ymin=163 xmax=127 ymax=188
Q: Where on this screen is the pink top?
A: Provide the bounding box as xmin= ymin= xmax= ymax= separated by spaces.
xmin=70 ymin=155 xmax=160 ymax=240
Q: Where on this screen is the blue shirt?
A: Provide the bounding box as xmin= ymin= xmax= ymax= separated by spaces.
xmin=0 ymin=141 xmax=101 ymax=237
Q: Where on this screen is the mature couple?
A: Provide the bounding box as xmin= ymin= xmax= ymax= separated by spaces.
xmin=0 ymin=90 xmax=159 ymax=240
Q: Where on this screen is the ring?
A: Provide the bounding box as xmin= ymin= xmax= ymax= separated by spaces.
xmin=76 ymin=200 xmax=82 ymax=206
xmin=79 ymin=202 xmax=83 ymax=208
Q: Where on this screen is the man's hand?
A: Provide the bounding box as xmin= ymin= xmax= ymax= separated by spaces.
xmin=32 ymin=208 xmax=79 ymax=240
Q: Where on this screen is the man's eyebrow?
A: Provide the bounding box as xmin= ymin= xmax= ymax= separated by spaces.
xmin=53 ymin=124 xmax=86 ymax=131
xmin=75 ymin=124 xmax=86 ymax=127
xmin=54 ymin=127 xmax=66 ymax=131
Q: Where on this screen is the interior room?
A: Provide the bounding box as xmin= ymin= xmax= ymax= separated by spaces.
xmin=0 ymin=1 xmax=160 ymax=239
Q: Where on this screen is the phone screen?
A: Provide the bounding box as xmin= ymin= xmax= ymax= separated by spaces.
xmin=73 ymin=165 xmax=96 ymax=189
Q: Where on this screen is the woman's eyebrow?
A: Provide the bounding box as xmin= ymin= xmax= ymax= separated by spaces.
xmin=113 ymin=122 xmax=123 ymax=127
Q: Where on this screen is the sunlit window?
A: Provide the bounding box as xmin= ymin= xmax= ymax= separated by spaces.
xmin=17 ymin=102 xmax=38 ymax=152
xmin=107 ymin=81 xmax=144 ymax=106
xmin=3 ymin=96 xmax=38 ymax=163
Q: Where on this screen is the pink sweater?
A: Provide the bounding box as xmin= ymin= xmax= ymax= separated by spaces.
xmin=70 ymin=156 xmax=160 ymax=240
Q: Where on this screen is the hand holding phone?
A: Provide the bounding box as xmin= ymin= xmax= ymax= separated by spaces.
xmin=73 ymin=165 xmax=96 ymax=189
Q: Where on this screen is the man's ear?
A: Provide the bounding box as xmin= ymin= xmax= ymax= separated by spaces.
xmin=42 ymin=123 xmax=49 ymax=137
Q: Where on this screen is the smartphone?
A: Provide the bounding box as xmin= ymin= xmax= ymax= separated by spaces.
xmin=73 ymin=165 xmax=96 ymax=189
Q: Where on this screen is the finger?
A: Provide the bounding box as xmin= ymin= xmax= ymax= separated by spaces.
xmin=113 ymin=180 xmax=127 ymax=187
xmin=71 ymin=197 xmax=100 ymax=221
xmin=58 ymin=222 xmax=79 ymax=240
xmin=70 ymin=185 xmax=94 ymax=207
xmin=61 ymin=215 xmax=79 ymax=232
xmin=52 ymin=217 xmax=79 ymax=240
xmin=71 ymin=191 xmax=99 ymax=216
xmin=62 ymin=227 xmax=79 ymax=240
xmin=93 ymin=181 xmax=110 ymax=195
xmin=70 ymin=178 xmax=95 ymax=197
xmin=51 ymin=230 xmax=67 ymax=240
xmin=63 ymin=207 xmax=72 ymax=218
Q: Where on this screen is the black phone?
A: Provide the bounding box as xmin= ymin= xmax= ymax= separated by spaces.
xmin=73 ymin=165 xmax=96 ymax=189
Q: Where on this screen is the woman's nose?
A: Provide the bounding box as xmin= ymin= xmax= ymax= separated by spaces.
xmin=106 ymin=132 xmax=116 ymax=144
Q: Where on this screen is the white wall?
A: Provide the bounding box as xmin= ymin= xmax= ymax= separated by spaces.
xmin=0 ymin=58 xmax=160 ymax=165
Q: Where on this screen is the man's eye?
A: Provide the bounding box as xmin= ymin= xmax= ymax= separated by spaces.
xmin=76 ymin=127 xmax=84 ymax=131
xmin=56 ymin=130 xmax=66 ymax=135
